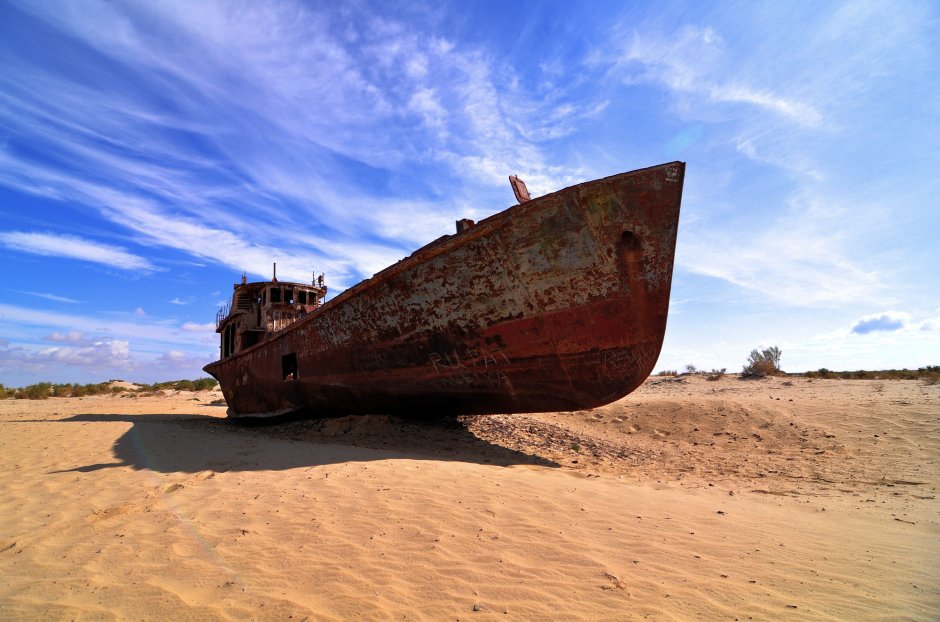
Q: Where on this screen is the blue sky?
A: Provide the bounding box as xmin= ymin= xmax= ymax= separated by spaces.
xmin=1 ymin=0 xmax=938 ymax=385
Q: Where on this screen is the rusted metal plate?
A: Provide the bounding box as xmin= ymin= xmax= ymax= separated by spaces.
xmin=509 ymin=175 xmax=531 ymax=203
xmin=204 ymin=162 xmax=685 ymax=418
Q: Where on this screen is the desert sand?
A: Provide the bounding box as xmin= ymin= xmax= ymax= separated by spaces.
xmin=1 ymin=375 xmax=937 ymax=620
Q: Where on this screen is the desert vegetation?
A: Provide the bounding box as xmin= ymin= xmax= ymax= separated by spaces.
xmin=741 ymin=346 xmax=783 ymax=378
xmin=705 ymin=368 xmax=727 ymax=381
xmin=0 ymin=378 xmax=218 ymax=400
xmin=804 ymin=366 xmax=940 ymax=382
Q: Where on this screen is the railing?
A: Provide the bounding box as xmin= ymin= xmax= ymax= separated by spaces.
xmin=216 ymin=302 xmax=231 ymax=329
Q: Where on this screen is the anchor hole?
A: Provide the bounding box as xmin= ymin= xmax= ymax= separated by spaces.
xmin=620 ymin=230 xmax=639 ymax=251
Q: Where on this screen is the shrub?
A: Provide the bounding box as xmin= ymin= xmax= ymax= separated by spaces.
xmin=19 ymin=382 xmax=53 ymax=400
xmin=139 ymin=378 xmax=219 ymax=392
xmin=742 ymin=346 xmax=782 ymax=378
xmin=706 ymin=368 xmax=727 ymax=381
xmin=191 ymin=378 xmax=218 ymax=391
xmin=804 ymin=366 xmax=940 ymax=381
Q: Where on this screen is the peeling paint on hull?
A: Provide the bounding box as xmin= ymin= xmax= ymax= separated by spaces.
xmin=204 ymin=162 xmax=685 ymax=418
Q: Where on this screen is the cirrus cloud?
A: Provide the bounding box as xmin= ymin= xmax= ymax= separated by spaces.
xmin=0 ymin=231 xmax=154 ymax=271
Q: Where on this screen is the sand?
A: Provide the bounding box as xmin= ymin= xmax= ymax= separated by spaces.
xmin=0 ymin=376 xmax=937 ymax=620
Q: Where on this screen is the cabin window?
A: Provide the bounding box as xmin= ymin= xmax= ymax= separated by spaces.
xmin=285 ymin=289 xmax=294 ymax=304
xmin=282 ymin=353 xmax=298 ymax=381
xmin=270 ymin=288 xmax=281 ymax=303
xmin=242 ymin=331 xmax=261 ymax=349
xmin=223 ymin=325 xmax=235 ymax=357
xmin=298 ymin=291 xmax=307 ymax=305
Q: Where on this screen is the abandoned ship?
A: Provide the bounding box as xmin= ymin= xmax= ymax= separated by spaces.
xmin=204 ymin=161 xmax=685 ymax=418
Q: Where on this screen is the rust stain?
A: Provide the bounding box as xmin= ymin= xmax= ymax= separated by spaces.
xmin=204 ymin=162 xmax=685 ymax=418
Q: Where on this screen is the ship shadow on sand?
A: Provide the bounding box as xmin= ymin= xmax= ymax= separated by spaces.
xmin=50 ymin=411 xmax=559 ymax=474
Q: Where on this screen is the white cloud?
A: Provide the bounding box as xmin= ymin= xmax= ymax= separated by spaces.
xmin=598 ymin=13 xmax=939 ymax=318
xmin=12 ymin=290 xmax=81 ymax=304
xmin=851 ymin=311 xmax=909 ymax=335
xmin=0 ymin=337 xmax=214 ymax=384
xmin=181 ymin=322 xmax=216 ymax=332
xmin=679 ymin=232 xmax=884 ymax=307
xmin=0 ymin=299 xmax=221 ymax=383
xmin=45 ymin=331 xmax=87 ymax=343
xmin=0 ymin=303 xmax=205 ymax=347
xmin=0 ymin=231 xmax=154 ymax=271
xmin=615 ymin=25 xmax=822 ymax=126
xmin=707 ymin=84 xmax=821 ymax=126
xmin=405 ymin=53 xmax=429 ymax=79
xmin=0 ymin=0 xmax=616 ymax=295
xmin=36 ymin=339 xmax=131 ymax=367
xmin=785 ymin=310 xmax=940 ymax=371
xmin=677 ymin=189 xmax=888 ymax=307
xmin=0 ymin=337 xmax=131 ymax=375
xmin=409 ymin=88 xmax=447 ymax=134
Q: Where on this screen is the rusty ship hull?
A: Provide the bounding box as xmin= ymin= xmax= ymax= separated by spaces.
xmin=204 ymin=162 xmax=685 ymax=418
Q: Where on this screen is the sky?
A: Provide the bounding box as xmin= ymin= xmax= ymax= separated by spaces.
xmin=1 ymin=0 xmax=938 ymax=386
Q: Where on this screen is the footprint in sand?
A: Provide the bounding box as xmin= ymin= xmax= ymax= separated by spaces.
xmin=86 ymin=503 xmax=137 ymax=523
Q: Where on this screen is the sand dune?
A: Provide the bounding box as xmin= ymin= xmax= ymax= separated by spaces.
xmin=1 ymin=376 xmax=937 ymax=620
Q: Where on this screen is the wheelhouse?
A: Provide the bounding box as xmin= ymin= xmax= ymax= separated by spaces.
xmin=216 ymin=269 xmax=327 ymax=360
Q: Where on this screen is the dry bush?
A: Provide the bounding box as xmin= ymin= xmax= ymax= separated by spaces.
xmin=705 ymin=368 xmax=727 ymax=381
xmin=741 ymin=346 xmax=782 ymax=378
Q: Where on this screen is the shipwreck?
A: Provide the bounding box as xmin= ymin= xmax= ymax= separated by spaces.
xmin=204 ymin=161 xmax=685 ymax=418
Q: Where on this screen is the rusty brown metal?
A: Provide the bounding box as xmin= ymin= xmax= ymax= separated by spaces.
xmin=204 ymin=162 xmax=685 ymax=418
xmin=509 ymin=174 xmax=531 ymax=203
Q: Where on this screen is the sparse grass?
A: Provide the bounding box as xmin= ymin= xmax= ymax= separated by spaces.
xmin=570 ymin=442 xmax=581 ymax=453
xmin=137 ymin=378 xmax=218 ymax=392
xmin=705 ymin=368 xmax=727 ymax=381
xmin=803 ymin=366 xmax=940 ymax=381
xmin=5 ymin=378 xmax=218 ymax=399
